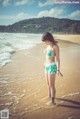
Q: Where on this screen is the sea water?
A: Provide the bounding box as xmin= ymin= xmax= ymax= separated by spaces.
xmin=0 ymin=33 xmax=42 ymax=67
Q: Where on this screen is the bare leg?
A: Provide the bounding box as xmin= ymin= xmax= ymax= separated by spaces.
xmin=48 ymin=73 xmax=56 ymax=104
xmin=49 ymin=87 xmax=51 ymax=98
xmin=45 ymin=73 xmax=51 ymax=97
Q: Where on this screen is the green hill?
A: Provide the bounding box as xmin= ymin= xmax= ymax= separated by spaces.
xmin=0 ymin=17 xmax=80 ymax=34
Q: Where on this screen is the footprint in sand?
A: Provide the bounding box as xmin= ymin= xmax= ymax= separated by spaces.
xmin=45 ymin=101 xmax=58 ymax=108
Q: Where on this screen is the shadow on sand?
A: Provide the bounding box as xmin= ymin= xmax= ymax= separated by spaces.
xmin=55 ymin=98 xmax=80 ymax=109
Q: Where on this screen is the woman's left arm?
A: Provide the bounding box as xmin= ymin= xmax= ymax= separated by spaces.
xmin=55 ymin=45 xmax=60 ymax=71
xmin=55 ymin=45 xmax=63 ymax=77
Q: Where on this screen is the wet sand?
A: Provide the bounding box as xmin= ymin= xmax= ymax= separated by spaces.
xmin=0 ymin=35 xmax=80 ymax=119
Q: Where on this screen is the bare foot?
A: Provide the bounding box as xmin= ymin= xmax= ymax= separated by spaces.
xmin=50 ymin=102 xmax=57 ymax=108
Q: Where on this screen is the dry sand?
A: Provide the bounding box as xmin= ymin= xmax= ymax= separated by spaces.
xmin=54 ymin=34 xmax=80 ymax=44
xmin=0 ymin=35 xmax=80 ymax=119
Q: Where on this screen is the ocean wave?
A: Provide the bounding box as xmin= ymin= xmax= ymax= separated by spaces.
xmin=0 ymin=33 xmax=42 ymax=67
xmin=0 ymin=47 xmax=15 ymax=67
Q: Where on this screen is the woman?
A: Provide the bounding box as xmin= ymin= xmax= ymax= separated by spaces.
xmin=42 ymin=32 xmax=62 ymax=105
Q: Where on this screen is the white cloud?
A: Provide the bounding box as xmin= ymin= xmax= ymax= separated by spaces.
xmin=37 ymin=8 xmax=64 ymax=18
xmin=15 ymin=0 xmax=33 ymax=6
xmin=38 ymin=0 xmax=54 ymax=7
xmin=67 ymin=10 xmax=80 ymax=20
xmin=15 ymin=12 xmax=29 ymax=20
xmin=0 ymin=11 xmax=38 ymax=25
xmin=2 ymin=0 xmax=10 ymax=7
xmin=0 ymin=12 xmax=29 ymax=24
xmin=0 ymin=15 xmax=13 ymax=19
xmin=1 ymin=0 xmax=34 ymax=7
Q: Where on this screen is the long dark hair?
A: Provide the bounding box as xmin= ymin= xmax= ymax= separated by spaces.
xmin=42 ymin=32 xmax=57 ymax=45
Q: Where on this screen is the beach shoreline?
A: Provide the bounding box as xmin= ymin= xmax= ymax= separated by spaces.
xmin=0 ymin=35 xmax=80 ymax=119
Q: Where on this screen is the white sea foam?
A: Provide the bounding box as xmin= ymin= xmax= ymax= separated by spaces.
xmin=62 ymin=92 xmax=80 ymax=98
xmin=0 ymin=33 xmax=42 ymax=67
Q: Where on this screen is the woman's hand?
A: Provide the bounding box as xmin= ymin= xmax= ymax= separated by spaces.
xmin=57 ymin=70 xmax=63 ymax=77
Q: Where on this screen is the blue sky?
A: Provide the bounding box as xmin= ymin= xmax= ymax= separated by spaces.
xmin=0 ymin=0 xmax=80 ymax=25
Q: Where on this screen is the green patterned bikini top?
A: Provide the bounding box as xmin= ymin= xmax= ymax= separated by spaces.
xmin=47 ymin=50 xmax=53 ymax=56
xmin=44 ymin=46 xmax=56 ymax=57
xmin=46 ymin=47 xmax=56 ymax=57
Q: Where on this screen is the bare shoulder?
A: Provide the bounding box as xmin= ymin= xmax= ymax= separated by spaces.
xmin=53 ymin=44 xmax=59 ymax=51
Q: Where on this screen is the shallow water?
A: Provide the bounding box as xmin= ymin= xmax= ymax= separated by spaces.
xmin=0 ymin=35 xmax=80 ymax=119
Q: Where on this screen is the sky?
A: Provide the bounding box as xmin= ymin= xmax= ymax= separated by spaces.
xmin=0 ymin=0 xmax=80 ymax=25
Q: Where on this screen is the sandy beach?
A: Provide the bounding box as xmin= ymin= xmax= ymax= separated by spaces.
xmin=0 ymin=35 xmax=80 ymax=119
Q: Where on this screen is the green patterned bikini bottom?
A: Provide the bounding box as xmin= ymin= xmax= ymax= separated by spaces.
xmin=45 ymin=62 xmax=57 ymax=74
